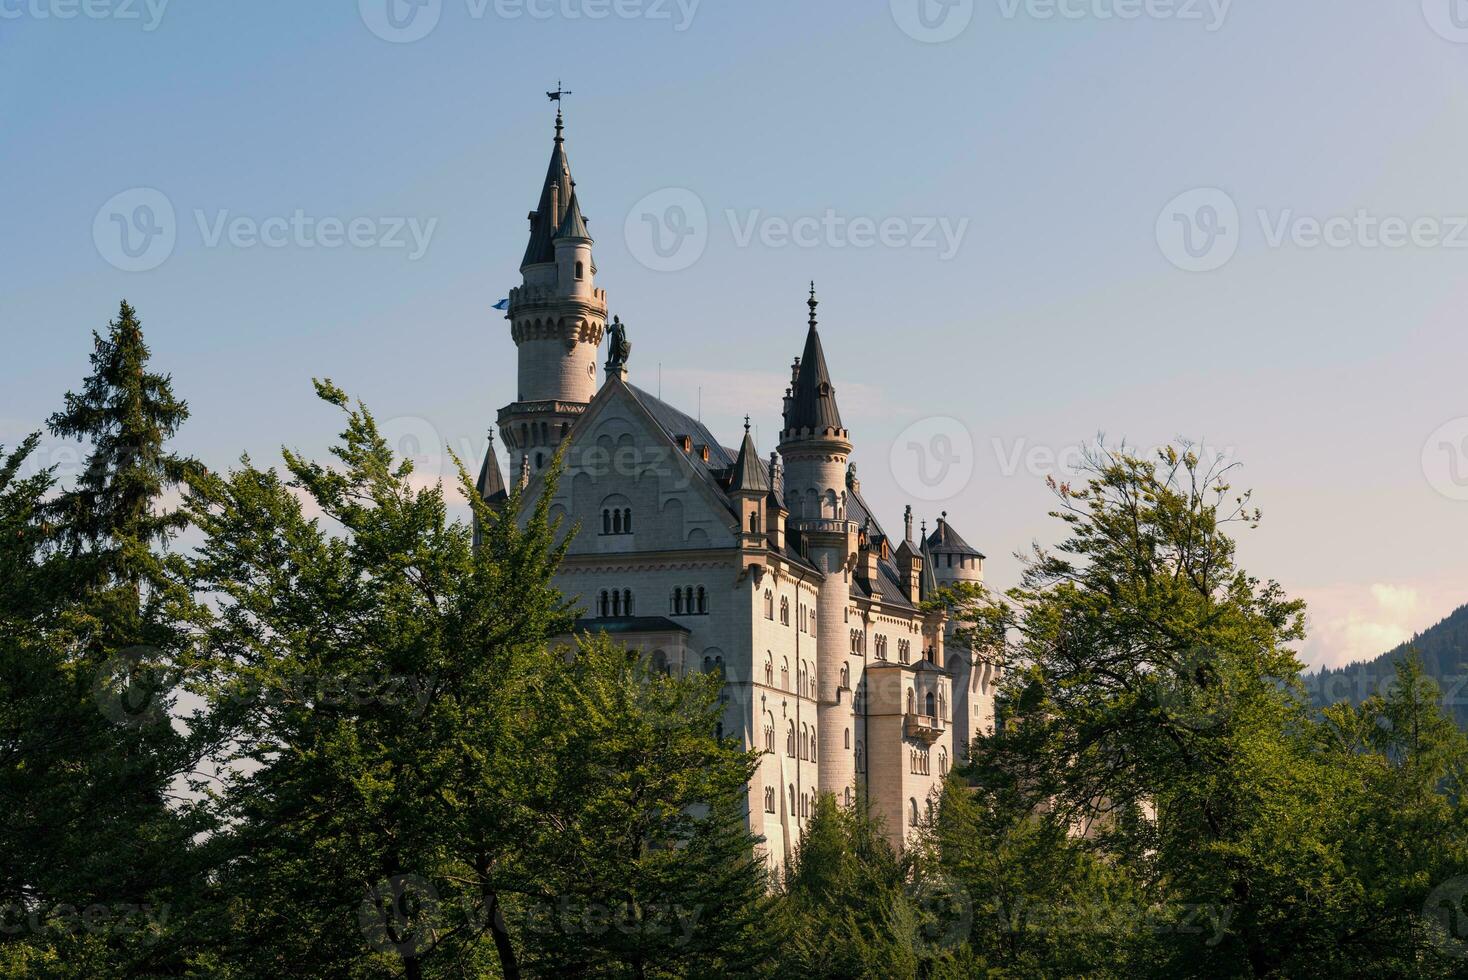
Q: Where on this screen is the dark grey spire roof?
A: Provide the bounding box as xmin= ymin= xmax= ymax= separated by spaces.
xmin=728 ymin=424 xmax=770 ymax=494
xmin=476 ymin=436 xmax=508 ymax=506
xmin=919 ymin=526 xmax=940 ymax=599
xmin=555 ymin=190 xmax=591 ymax=242
xmin=782 ymin=285 xmax=846 ymax=440
xmin=927 ymin=515 xmax=985 ymax=559
xmin=521 ymin=121 xmax=575 ymax=269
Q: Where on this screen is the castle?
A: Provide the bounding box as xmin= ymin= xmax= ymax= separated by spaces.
xmin=476 ymin=108 xmax=997 ymax=863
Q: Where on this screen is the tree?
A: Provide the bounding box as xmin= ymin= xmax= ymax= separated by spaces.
xmin=768 ymin=793 xmax=924 ymax=979
xmin=511 ymin=636 xmax=773 ymax=979
xmin=186 ymin=381 xmax=771 ymax=978
xmin=967 ymin=445 xmax=1323 ymax=975
xmin=1 ymin=302 xmax=208 ymax=976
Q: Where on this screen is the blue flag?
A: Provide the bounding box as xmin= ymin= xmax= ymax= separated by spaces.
xmin=492 ymin=298 xmax=510 ymax=311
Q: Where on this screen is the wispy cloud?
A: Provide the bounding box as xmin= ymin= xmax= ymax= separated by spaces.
xmin=1298 ymin=580 xmax=1467 ymax=671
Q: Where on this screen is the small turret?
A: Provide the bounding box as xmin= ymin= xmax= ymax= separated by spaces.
xmin=728 ymin=417 xmax=770 ymax=547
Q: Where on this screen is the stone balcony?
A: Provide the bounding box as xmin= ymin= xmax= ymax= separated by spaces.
xmin=903 ymin=713 xmax=945 ymax=745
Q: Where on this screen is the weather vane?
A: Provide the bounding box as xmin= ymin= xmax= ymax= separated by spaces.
xmin=547 ymin=81 xmax=572 ymax=104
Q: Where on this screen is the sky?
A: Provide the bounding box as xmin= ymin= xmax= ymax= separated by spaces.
xmin=3 ymin=0 xmax=1468 ymax=670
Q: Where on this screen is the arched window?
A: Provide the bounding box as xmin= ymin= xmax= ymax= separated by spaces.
xmin=602 ymin=510 xmax=611 ymax=534
xmin=623 ymin=508 xmax=632 ymax=533
xmin=844 ymin=727 xmax=851 ymax=749
xmin=843 ymin=787 xmax=852 ymax=807
xmin=800 ymin=724 xmax=809 ymax=760
xmin=613 ymin=509 xmax=622 ymax=534
xmin=764 ymin=656 xmax=774 ymax=687
xmin=789 ymin=784 xmax=796 ymax=816
xmin=780 ymin=597 xmax=790 ymax=625
xmin=939 ymin=749 xmax=949 ymax=774
xmin=809 ymin=731 xmax=817 ymax=759
xmin=749 ymin=511 xmax=760 ymax=534
xmin=906 ymin=689 xmax=916 ymax=715
xmin=781 ymin=658 xmax=790 ymax=690
xmin=910 ymin=798 xmax=920 ymax=825
xmin=839 ymin=663 xmax=850 ymax=689
xmin=786 ymin=722 xmax=796 ymax=757
xmin=926 ymin=691 xmax=936 ymax=717
xmin=697 ymin=587 xmax=707 ymax=614
xmin=671 ymin=589 xmax=683 ymax=615
xmin=623 ymin=590 xmax=634 ymax=617
xmin=575 ymin=260 xmax=585 ymax=281
xmin=764 ymin=591 xmax=774 ymax=620
xmin=764 ymin=786 xmax=775 ymax=813
xmin=764 ymin=721 xmax=775 ymax=753
xmin=855 ymin=741 xmax=865 ymax=773
xmin=598 ymin=591 xmax=609 ymax=617
xmin=937 ymin=688 xmax=946 ymax=720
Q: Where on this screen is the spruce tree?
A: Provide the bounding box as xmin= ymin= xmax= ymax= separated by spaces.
xmin=1 ymin=302 xmax=206 ymax=976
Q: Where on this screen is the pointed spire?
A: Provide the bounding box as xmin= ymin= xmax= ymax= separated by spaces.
xmin=782 ymin=283 xmax=845 ymax=439
xmin=555 ymin=190 xmax=591 ymax=242
xmin=475 ymin=429 xmax=508 ymax=508
xmin=729 ymin=420 xmax=771 ymax=494
xmin=521 ymin=110 xmax=576 ymax=269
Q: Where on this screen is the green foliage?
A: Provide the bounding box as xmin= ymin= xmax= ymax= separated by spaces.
xmin=182 ymin=381 xmax=769 ymax=978
xmin=1 ymin=302 xmax=208 ymax=976
xmin=769 ymin=793 xmax=922 ymax=979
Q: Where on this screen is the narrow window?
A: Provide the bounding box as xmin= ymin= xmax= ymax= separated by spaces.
xmin=575 ymin=260 xmax=585 ymax=280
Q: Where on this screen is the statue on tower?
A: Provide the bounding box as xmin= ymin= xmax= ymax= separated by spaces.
xmin=607 ymin=315 xmax=632 ymax=370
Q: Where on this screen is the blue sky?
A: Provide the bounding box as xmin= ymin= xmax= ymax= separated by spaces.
xmin=4 ymin=0 xmax=1468 ymax=668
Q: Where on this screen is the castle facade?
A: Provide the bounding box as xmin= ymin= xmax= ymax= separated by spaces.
xmin=477 ymin=111 xmax=996 ymax=863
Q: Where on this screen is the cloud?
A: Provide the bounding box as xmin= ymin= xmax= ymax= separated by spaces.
xmin=1298 ymin=580 xmax=1466 ymax=671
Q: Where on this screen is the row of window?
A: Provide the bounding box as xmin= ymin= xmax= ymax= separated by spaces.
xmin=596 ymin=590 xmax=634 ymax=618
xmin=853 ymin=631 xmax=914 ymax=663
xmin=597 ymin=587 xmax=716 ymax=618
xmin=762 ymin=591 xmax=815 ymax=633
xmin=671 ymin=587 xmax=708 ymax=616
xmin=600 ymin=507 xmax=633 ymax=536
xmin=763 ymin=784 xmax=858 ymax=817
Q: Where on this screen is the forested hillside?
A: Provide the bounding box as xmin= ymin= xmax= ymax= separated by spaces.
xmin=1312 ymin=604 xmax=1468 ymax=724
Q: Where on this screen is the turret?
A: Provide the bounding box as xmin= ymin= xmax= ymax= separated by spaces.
xmin=728 ymin=418 xmax=770 ymax=550
xmin=498 ymin=108 xmax=608 ymax=478
xmin=777 ymin=284 xmax=857 ymax=803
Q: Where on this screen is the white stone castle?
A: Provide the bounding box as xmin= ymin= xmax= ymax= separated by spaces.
xmin=477 ymin=108 xmax=997 ymax=863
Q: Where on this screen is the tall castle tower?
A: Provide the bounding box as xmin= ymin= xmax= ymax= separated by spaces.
xmin=778 ymin=285 xmax=858 ymax=802
xmin=498 ymin=107 xmax=608 ymax=477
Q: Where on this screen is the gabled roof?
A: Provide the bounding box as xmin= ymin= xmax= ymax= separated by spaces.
xmin=782 ymin=286 xmax=845 ymax=440
xmin=521 ymin=123 xmax=575 ymax=269
xmin=927 ymin=516 xmax=985 ymax=559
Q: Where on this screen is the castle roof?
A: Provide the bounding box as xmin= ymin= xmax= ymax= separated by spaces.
xmin=475 ymin=436 xmax=508 ymax=507
xmin=927 ymin=515 xmax=985 ymax=559
xmin=782 ymin=286 xmax=845 ymax=440
xmin=845 ymin=482 xmax=917 ymax=611
xmin=728 ymin=425 xmax=770 ymax=495
xmin=521 ymin=118 xmax=576 ymax=268
xmin=555 ymin=190 xmax=591 ymax=242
